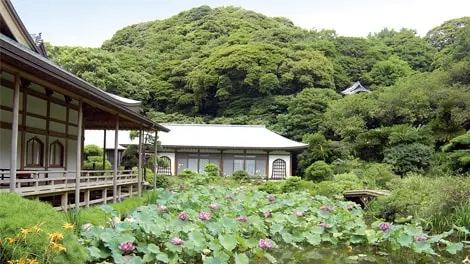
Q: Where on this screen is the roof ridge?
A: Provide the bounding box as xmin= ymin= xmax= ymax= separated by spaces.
xmin=162 ymin=123 xmax=266 ymax=128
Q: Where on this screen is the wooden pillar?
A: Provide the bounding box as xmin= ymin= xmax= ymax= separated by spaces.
xmin=153 ymin=130 xmax=158 ymax=190
xmin=84 ymin=189 xmax=90 ymax=207
xmin=102 ymin=130 xmax=106 ymax=171
xmin=137 ymin=129 xmax=143 ymax=196
xmin=20 ymin=88 xmax=27 ymax=170
xmin=289 ymin=153 xmax=293 ymax=177
xmin=118 ymin=186 xmax=122 ymax=201
xmin=102 ymin=188 xmax=107 ymax=204
xmin=10 ymin=74 xmax=20 ymax=192
xmin=129 ymin=184 xmax=133 ymax=197
xmin=61 ymin=192 xmax=68 ymax=212
xmin=75 ymin=100 xmax=83 ymax=211
xmin=219 ymin=150 xmax=224 ymax=176
xmin=265 ymin=151 xmax=270 ymax=180
xmin=113 ymin=116 xmax=119 ymax=203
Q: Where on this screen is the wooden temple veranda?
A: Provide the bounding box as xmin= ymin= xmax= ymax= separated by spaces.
xmin=0 ymin=0 xmax=169 ymax=210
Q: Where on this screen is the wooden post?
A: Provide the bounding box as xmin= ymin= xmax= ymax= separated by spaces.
xmin=129 ymin=184 xmax=133 ymax=197
xmin=102 ymin=130 xmax=106 ymax=171
xmin=75 ymin=100 xmax=83 ymax=211
xmin=10 ymin=74 xmax=20 ymax=192
xmin=153 ymin=130 xmax=158 ymax=190
xmin=84 ymin=189 xmax=90 ymax=207
xmin=61 ymin=192 xmax=68 ymax=212
xmin=113 ymin=117 xmax=119 ymax=203
xmin=219 ymin=150 xmax=224 ymax=176
xmin=137 ymin=129 xmax=143 ymax=196
xmin=265 ymin=151 xmax=270 ymax=181
xmin=102 ymin=188 xmax=107 ymax=204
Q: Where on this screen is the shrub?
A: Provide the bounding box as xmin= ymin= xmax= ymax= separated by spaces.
xmin=178 ymin=168 xmax=198 ymax=179
xmin=305 ymin=161 xmax=333 ymax=181
xmin=83 ymin=156 xmax=112 ymax=170
xmin=383 ymin=143 xmax=434 ymax=175
xmin=84 ymin=144 xmax=103 ymax=157
xmin=0 ymin=193 xmax=85 ymax=264
xmin=232 ymin=170 xmax=250 ymax=181
xmin=204 ymin=163 xmax=220 ymax=177
xmin=315 ymin=173 xmax=363 ymax=197
xmin=258 ymin=181 xmax=282 ymax=193
xmin=367 ymin=174 xmax=470 ymax=232
xmin=331 ymin=158 xmax=363 ymax=174
xmin=353 ymin=163 xmax=399 ymax=189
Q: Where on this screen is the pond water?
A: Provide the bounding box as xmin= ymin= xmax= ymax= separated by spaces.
xmin=270 ymin=245 xmax=469 ymax=263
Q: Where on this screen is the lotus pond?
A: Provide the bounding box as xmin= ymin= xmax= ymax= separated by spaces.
xmin=80 ymin=186 xmax=470 ymax=263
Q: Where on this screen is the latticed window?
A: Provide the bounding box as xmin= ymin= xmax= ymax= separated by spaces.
xmin=157 ymin=156 xmax=172 ymax=175
xmin=26 ymin=137 xmax=44 ymax=167
xmin=49 ymin=140 xmax=64 ymax=167
xmin=271 ymin=159 xmax=286 ymax=179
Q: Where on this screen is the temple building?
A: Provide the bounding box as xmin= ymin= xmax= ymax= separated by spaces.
xmin=0 ymin=0 xmax=168 ymax=210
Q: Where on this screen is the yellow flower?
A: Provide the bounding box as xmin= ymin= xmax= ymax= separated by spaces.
xmin=50 ymin=242 xmax=61 ymax=250
xmin=20 ymin=228 xmax=31 ymax=236
xmin=7 ymin=260 xmax=15 ymax=264
xmin=32 ymin=224 xmax=42 ymax=233
xmin=63 ymin=223 xmax=74 ymax=230
xmin=48 ymin=232 xmax=64 ymax=242
xmin=28 ymin=259 xmax=39 ymax=264
xmin=7 ymin=237 xmax=16 ymax=244
xmin=347 ymin=245 xmax=353 ymax=252
xmin=17 ymin=256 xmax=27 ymax=264
xmin=57 ymin=245 xmax=67 ymax=252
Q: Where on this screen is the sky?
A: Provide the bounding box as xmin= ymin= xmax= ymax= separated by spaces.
xmin=11 ymin=0 xmax=470 ymax=47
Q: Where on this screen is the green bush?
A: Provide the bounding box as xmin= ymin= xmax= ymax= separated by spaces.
xmin=258 ymin=181 xmax=282 ymax=193
xmin=83 ymin=156 xmax=112 ymax=170
xmin=0 ymin=193 xmax=85 ymax=264
xmin=331 ymin=158 xmax=363 ymax=174
xmin=232 ymin=170 xmax=250 ymax=181
xmin=178 ymin=168 xmax=198 ymax=179
xmin=367 ymin=174 xmax=470 ymax=232
xmin=315 ymin=173 xmax=363 ymax=197
xmin=353 ymin=163 xmax=399 ymax=189
xmin=204 ymin=163 xmax=220 ymax=177
xmin=84 ymin=144 xmax=103 ymax=157
xmin=305 ymin=160 xmax=333 ymax=181
xmin=383 ymin=143 xmax=434 ymax=175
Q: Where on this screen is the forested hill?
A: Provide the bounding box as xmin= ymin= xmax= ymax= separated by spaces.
xmin=46 ymin=6 xmax=470 ymax=174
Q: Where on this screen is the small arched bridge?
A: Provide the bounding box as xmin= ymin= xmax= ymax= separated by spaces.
xmin=343 ymin=189 xmax=391 ymax=208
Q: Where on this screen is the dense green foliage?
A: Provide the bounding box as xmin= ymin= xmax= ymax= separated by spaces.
xmin=84 ymin=144 xmax=111 ymax=170
xmin=0 ymin=193 xmax=86 ymax=263
xmin=46 ymin=8 xmax=470 ymax=177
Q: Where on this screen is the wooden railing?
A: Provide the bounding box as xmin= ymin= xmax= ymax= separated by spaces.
xmin=0 ymin=170 xmax=138 ymax=195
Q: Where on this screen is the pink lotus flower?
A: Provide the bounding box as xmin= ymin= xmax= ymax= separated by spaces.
xmin=225 ymin=194 xmax=233 ymax=200
xmin=179 ymin=183 xmax=185 ymax=189
xmin=319 ymin=222 xmax=329 ymax=228
xmin=158 ymin=205 xmax=168 ymax=212
xmin=199 ymin=212 xmax=211 ymax=221
xmin=264 ymin=211 xmax=271 ymax=218
xmin=319 ymin=205 xmax=331 ymax=211
xmin=347 ymin=204 xmax=355 ymax=210
xmin=414 ymin=235 xmax=428 ymax=242
xmin=379 ymin=223 xmax=391 ymax=232
xmin=119 ymin=241 xmax=135 ymax=254
xmin=208 ymin=204 xmax=219 ymax=210
xmin=295 ymin=211 xmax=303 ymax=217
xmin=268 ymin=195 xmax=276 ymax=202
xmin=236 ymin=216 xmax=248 ymax=222
xmin=178 ymin=212 xmax=188 ymax=221
xmin=258 ymin=238 xmax=273 ymax=249
xmin=171 ymin=237 xmax=184 ymax=246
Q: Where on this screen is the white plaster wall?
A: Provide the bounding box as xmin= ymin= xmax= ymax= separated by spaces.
xmin=0 ymin=128 xmax=16 ymax=169
xmin=158 ymin=152 xmax=175 ymax=175
xmin=268 ymin=154 xmax=291 ymax=178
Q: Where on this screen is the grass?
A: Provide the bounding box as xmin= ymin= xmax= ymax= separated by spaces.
xmin=0 ymin=193 xmax=86 ymax=264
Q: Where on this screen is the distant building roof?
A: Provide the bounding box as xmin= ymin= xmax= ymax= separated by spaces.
xmin=84 ymin=124 xmax=308 ymax=151
xmin=341 ymin=81 xmax=371 ymax=95
xmin=158 ymin=124 xmax=308 ymax=150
